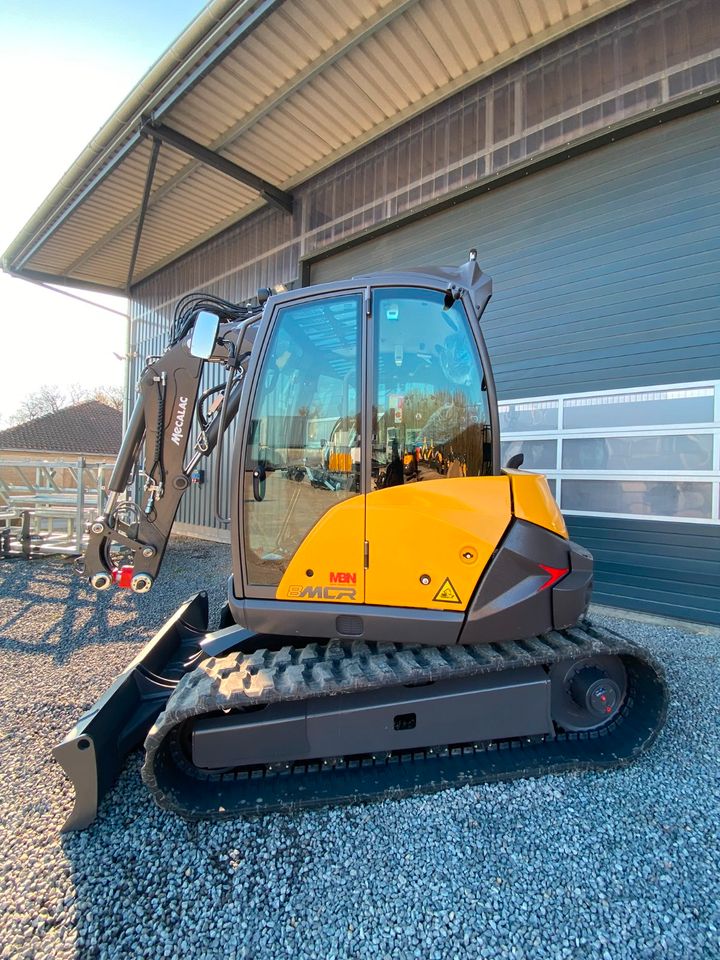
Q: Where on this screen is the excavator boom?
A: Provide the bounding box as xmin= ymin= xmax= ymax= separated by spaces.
xmin=82 ymin=297 xmax=259 ymax=591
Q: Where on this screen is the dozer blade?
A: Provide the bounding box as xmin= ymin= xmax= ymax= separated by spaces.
xmin=53 ymin=592 xmax=209 ymax=831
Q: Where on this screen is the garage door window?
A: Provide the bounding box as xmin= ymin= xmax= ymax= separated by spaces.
xmin=499 ymin=382 xmax=719 ymax=524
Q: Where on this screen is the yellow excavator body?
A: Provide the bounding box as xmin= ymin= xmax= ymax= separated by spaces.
xmin=53 ymin=255 xmax=667 ymax=833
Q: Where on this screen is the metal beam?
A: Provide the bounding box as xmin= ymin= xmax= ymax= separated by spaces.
xmin=127 ymin=138 xmax=161 ymax=288
xmin=144 ymin=123 xmax=294 ymax=215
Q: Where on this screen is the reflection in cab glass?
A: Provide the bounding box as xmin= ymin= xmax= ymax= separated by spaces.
xmin=372 ymin=287 xmax=491 ymax=488
xmin=243 ymin=294 xmax=362 ymax=586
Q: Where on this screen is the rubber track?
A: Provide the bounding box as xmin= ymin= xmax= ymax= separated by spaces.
xmin=141 ymin=620 xmax=667 ymax=821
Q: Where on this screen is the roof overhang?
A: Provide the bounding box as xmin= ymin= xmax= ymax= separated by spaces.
xmin=3 ymin=0 xmax=635 ymax=293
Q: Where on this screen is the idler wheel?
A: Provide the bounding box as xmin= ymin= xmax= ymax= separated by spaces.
xmin=550 ymin=655 xmax=627 ymax=732
xmin=571 ymin=667 xmax=621 ymax=718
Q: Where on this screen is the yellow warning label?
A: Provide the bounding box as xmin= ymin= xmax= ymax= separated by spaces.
xmin=433 ymin=577 xmax=462 ymax=604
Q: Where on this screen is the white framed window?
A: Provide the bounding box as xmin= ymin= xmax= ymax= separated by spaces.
xmin=499 ymin=382 xmax=720 ymax=524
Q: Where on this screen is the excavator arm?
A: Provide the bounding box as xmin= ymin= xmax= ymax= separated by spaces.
xmin=83 ymin=300 xmax=260 ymax=593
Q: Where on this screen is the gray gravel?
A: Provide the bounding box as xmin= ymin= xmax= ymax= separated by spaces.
xmin=1 ymin=537 xmax=719 ymax=960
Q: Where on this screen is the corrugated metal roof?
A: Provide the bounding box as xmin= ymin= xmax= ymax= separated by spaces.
xmin=3 ymin=0 xmax=635 ymax=293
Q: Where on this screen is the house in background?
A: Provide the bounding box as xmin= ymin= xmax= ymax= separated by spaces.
xmin=0 ymin=401 xmax=121 ymax=547
xmin=0 ymin=399 xmax=121 ymax=471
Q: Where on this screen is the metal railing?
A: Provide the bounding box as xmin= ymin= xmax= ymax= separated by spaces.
xmin=0 ymin=458 xmax=115 ymax=558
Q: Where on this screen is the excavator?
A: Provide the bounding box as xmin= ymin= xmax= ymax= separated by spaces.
xmin=54 ymin=253 xmax=668 ymax=831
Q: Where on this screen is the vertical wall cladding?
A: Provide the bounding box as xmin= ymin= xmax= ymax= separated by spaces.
xmin=128 ymin=0 xmax=720 ymax=535
xmin=310 ymin=106 xmax=720 ymax=398
xmin=301 ymin=0 xmax=719 ymax=258
xmin=310 ymin=110 xmax=720 ymax=625
xmin=566 ymin=516 xmax=720 ymax=623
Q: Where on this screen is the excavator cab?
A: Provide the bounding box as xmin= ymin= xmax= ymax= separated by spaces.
xmin=54 ymin=254 xmax=667 ymax=832
xmin=222 ymin=266 xmax=588 ymax=645
xmin=233 ymin=275 xmax=497 ymax=611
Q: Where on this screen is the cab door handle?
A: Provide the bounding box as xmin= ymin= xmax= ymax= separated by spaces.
xmin=252 ymin=463 xmax=267 ymax=501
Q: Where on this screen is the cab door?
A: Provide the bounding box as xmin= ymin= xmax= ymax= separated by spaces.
xmin=365 ymin=286 xmax=511 ymax=611
xmin=241 ymin=290 xmax=366 ymax=602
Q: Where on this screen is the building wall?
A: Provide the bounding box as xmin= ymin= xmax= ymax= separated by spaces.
xmin=309 ymin=109 xmax=720 ymax=396
xmin=131 ymin=0 xmax=720 ymax=333
xmin=307 ymin=110 xmax=720 ymax=624
xmin=125 ymin=0 xmax=720 ymax=622
xmin=567 ymin=515 xmax=720 ymax=623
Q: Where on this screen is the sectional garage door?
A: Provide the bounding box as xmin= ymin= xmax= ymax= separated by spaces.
xmin=310 ymin=107 xmax=720 ymax=625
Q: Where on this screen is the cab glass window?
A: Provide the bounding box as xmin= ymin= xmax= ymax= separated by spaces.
xmin=372 ymin=287 xmax=491 ymax=487
xmin=243 ymin=293 xmax=362 ymax=586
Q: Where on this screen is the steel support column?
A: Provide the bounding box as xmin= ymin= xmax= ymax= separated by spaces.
xmin=127 ymin=137 xmax=161 ymax=288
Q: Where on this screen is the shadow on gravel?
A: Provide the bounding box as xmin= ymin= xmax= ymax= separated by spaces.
xmin=0 ymin=539 xmax=232 ymax=664
xmin=0 ymin=560 xmax=141 ymax=661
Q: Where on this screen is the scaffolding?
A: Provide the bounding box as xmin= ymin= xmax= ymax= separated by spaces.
xmin=0 ymin=457 xmax=114 ymax=558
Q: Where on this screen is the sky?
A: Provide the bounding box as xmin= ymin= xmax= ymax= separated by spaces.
xmin=0 ymin=0 xmax=211 ymax=424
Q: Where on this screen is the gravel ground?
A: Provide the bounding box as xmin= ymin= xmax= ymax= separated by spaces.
xmin=1 ymin=537 xmax=718 ymax=960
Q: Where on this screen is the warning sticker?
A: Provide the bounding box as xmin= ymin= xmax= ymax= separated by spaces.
xmin=433 ymin=578 xmax=462 ymax=604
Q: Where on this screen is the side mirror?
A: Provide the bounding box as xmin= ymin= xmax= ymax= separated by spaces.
xmin=189 ymin=310 xmax=220 ymax=359
xmin=506 ymin=452 xmax=524 ymax=470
